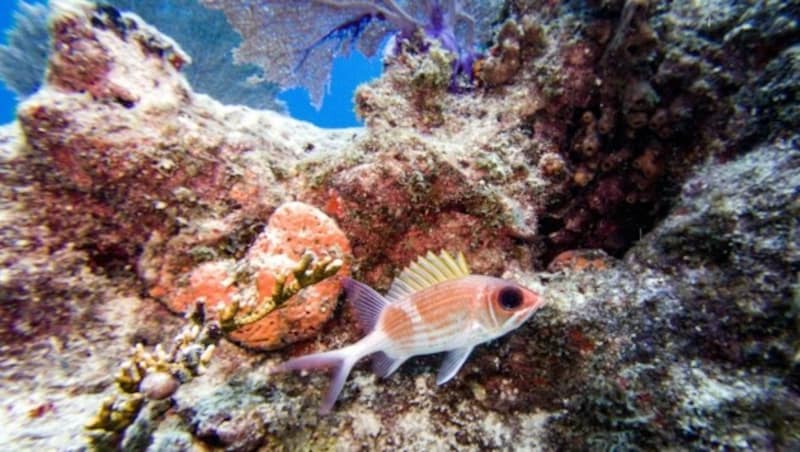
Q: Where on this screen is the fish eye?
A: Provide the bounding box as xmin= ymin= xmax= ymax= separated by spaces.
xmin=498 ymin=286 xmax=523 ymax=310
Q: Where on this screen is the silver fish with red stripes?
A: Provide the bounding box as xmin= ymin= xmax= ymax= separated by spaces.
xmin=271 ymin=250 xmax=545 ymax=413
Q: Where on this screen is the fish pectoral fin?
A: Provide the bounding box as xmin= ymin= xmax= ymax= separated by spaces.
xmin=372 ymin=351 xmax=406 ymax=378
xmin=436 ymin=346 xmax=474 ymax=385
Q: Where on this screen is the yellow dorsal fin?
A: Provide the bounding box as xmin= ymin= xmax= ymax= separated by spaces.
xmin=385 ymin=250 xmax=471 ymax=302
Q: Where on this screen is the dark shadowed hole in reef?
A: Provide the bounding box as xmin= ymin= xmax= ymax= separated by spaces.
xmin=537 ymin=107 xmax=683 ymax=263
xmin=87 ymin=244 xmax=140 ymax=277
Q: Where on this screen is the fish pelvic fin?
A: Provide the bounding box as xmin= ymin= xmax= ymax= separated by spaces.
xmin=342 ymin=276 xmax=389 ymax=332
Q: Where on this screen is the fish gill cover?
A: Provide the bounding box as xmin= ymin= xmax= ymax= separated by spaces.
xmin=201 ymin=0 xmax=505 ymax=108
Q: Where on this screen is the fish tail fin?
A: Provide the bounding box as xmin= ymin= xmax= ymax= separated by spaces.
xmin=270 ymin=348 xmax=359 ymax=414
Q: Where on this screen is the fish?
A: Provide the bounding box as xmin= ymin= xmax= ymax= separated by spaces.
xmin=270 ymin=250 xmax=545 ymax=414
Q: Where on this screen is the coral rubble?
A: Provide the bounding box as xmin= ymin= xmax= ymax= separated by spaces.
xmin=0 ymin=0 xmax=798 ymax=450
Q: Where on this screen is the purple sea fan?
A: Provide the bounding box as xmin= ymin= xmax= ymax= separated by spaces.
xmin=200 ymin=0 xmax=504 ymax=108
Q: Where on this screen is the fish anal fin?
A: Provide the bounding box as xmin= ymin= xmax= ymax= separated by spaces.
xmin=342 ymin=277 xmax=388 ymax=333
xmin=371 ymin=351 xmax=405 ymax=378
xmin=436 ymin=346 xmax=474 ymax=385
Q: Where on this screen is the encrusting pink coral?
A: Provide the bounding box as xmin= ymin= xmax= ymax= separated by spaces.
xmin=145 ymin=202 xmax=351 ymax=350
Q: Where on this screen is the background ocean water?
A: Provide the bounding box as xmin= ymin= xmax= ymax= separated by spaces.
xmin=0 ymin=0 xmax=382 ymax=128
xmin=0 ymin=3 xmax=17 ymax=125
xmin=276 ymin=50 xmax=382 ymax=128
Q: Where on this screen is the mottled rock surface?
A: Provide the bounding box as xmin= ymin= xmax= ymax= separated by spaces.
xmin=0 ymin=0 xmax=798 ymax=450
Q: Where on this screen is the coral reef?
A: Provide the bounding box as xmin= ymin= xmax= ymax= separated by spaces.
xmin=107 ymin=0 xmax=285 ymax=111
xmin=84 ymin=316 xmax=215 ymax=449
xmin=88 ymin=236 xmax=344 ymax=450
xmin=1 ymin=0 xmax=799 ymax=450
xmin=476 ymin=15 xmax=546 ymax=87
xmin=541 ymin=140 xmax=800 ymax=450
xmin=0 ymin=0 xmax=285 ymax=110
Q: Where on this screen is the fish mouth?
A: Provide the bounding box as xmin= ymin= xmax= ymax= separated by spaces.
xmin=512 ymin=306 xmax=539 ymax=326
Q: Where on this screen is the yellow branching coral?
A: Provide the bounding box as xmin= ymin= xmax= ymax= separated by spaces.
xmin=220 ymin=251 xmax=343 ymax=332
xmin=144 ymin=202 xmax=352 ymax=350
xmin=85 ymin=393 xmax=144 ymax=433
xmin=86 ymin=250 xmax=343 ymax=448
xmin=85 ymin=310 xmax=215 ymax=447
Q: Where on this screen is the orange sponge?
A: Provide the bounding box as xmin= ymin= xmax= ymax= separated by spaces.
xmin=149 ymin=202 xmax=351 ymax=350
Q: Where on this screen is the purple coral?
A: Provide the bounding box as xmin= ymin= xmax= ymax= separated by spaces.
xmin=200 ymin=0 xmax=503 ymax=107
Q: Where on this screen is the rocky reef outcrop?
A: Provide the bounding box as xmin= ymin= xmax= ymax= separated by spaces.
xmin=0 ymin=0 xmax=798 ymax=449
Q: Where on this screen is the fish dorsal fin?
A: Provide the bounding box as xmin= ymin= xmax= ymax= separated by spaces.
xmin=386 ymin=250 xmax=471 ymax=302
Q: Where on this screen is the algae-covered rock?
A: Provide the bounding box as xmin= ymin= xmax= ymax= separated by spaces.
xmin=541 ymin=139 xmax=800 ymax=450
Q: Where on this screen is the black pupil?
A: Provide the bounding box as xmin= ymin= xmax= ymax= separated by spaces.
xmin=498 ymin=286 xmax=523 ymax=310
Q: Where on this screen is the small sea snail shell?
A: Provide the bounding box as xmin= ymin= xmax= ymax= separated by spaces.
xmin=140 ymin=371 xmax=180 ymax=400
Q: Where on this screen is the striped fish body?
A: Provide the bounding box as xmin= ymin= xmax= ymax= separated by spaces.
xmin=378 ymin=275 xmax=527 ymax=357
xmin=271 ymin=251 xmax=544 ymax=414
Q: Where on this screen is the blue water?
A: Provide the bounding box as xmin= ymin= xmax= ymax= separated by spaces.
xmin=278 ymin=51 xmax=382 ymax=128
xmin=0 ymin=2 xmax=17 ymax=125
xmin=0 ymin=1 xmax=381 ymax=128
